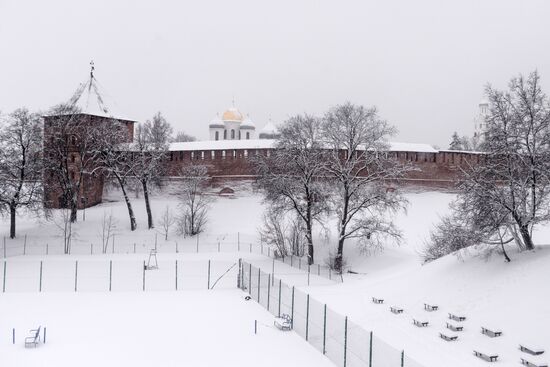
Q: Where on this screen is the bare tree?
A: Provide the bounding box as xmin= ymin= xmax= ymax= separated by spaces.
xmin=99 ymin=210 xmax=118 ymax=253
xmin=158 ymin=206 xmax=176 ymax=240
xmin=254 ymin=114 xmax=329 ymax=265
xmin=130 ymin=122 xmax=168 ymax=229
xmin=259 ymin=209 xmax=307 ymax=258
xmin=322 ymin=102 xmax=408 ymax=272
xmin=43 ymin=104 xmax=114 ymax=222
xmin=51 ymin=208 xmax=77 ymax=254
xmin=95 ymin=130 xmax=137 ymax=231
xmin=144 ymin=112 xmax=173 ymax=149
xmin=0 ymin=108 xmax=43 ymax=238
xmin=177 ymin=165 xmax=212 ymax=236
xmin=173 ymin=131 xmax=196 ymax=142
xmin=460 ymin=71 xmax=550 ymax=252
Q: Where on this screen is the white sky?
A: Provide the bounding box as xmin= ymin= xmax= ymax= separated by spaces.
xmin=1 ymin=0 xmax=549 ymax=147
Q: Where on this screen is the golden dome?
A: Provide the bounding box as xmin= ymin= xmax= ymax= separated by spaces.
xmin=222 ymin=107 xmax=244 ymax=122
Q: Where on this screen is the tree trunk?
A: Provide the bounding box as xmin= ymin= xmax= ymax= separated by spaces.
xmin=9 ymin=204 xmax=16 ymax=239
xmin=70 ymin=194 xmax=78 ymax=223
xmin=334 ymin=192 xmax=350 ymax=273
xmin=305 ymin=199 xmax=314 ymax=265
xmin=519 ymin=224 xmax=535 ymax=250
xmin=117 ymin=176 xmax=137 ymax=231
xmin=142 ymin=180 xmax=154 ymax=229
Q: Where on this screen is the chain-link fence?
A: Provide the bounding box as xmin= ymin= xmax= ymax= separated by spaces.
xmin=239 ymin=260 xmax=424 ymax=367
xmin=0 ymin=258 xmax=238 ymax=292
xmin=0 ymin=232 xmax=268 ymax=257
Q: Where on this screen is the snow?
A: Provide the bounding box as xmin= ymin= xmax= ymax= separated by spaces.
xmin=1 ymin=184 xmax=549 ymax=367
xmin=169 ymin=139 xmax=439 ymax=153
xmin=0 ymin=290 xmax=333 ymax=367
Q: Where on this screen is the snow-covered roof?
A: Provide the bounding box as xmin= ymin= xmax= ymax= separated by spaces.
xmin=170 ymin=139 xmax=275 ymax=151
xmin=169 ymin=139 xmax=442 ymax=153
xmin=240 ymin=116 xmax=256 ymax=130
xmin=259 ymin=120 xmax=277 ymax=135
xmin=209 ymin=115 xmax=224 ymax=127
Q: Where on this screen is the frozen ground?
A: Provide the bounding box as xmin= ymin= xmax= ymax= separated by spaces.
xmin=0 ymin=289 xmax=334 ymax=367
xmin=1 ymin=183 xmax=549 ymax=367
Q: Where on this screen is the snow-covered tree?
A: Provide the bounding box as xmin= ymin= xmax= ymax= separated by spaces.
xmin=173 ymin=131 xmax=196 ymax=142
xmin=428 ymin=71 xmax=550 ymax=260
xmin=130 ymin=122 xmax=168 ymax=229
xmin=322 ymin=102 xmax=408 ymax=272
xmin=158 ymin=206 xmax=176 ymax=240
xmin=254 ymin=114 xmax=329 ymax=265
xmin=176 ymin=165 xmax=212 ymax=236
xmin=449 ymin=132 xmax=463 ymax=150
xmin=0 ymin=108 xmax=43 ymax=238
xmin=144 ymin=112 xmax=173 ymax=149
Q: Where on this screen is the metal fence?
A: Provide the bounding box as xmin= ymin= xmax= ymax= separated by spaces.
xmin=239 ymin=260 xmax=424 ymax=367
xmin=0 ymin=259 xmax=238 ymax=292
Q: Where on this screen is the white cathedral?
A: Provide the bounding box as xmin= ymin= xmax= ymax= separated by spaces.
xmin=208 ymin=104 xmax=278 ymax=141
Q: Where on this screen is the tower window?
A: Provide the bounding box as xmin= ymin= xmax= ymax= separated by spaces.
xmin=231 ymin=130 xmax=235 ymax=139
xmin=224 ymin=130 xmax=227 ymax=140
xmin=215 ymin=131 xmax=219 ymax=141
xmin=246 ymin=132 xmax=250 ymax=140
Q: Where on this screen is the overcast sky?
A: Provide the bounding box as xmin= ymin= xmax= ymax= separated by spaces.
xmin=1 ymin=0 xmax=549 ymax=147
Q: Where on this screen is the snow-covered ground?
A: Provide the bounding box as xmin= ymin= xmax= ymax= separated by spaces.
xmin=0 ymin=289 xmax=333 ymax=367
xmin=1 ymin=183 xmax=549 ymax=367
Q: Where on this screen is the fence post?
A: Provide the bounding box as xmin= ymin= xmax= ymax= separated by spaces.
xmin=134 ymin=243 xmax=136 ymax=253
xmin=306 ymin=294 xmax=310 ymax=341
xmin=248 ymin=263 xmax=252 ymax=294
xmin=291 ymin=255 xmax=293 ymax=267
xmin=323 ymin=304 xmax=327 ymax=354
xmin=109 ymin=260 xmax=112 ymax=292
xmin=3 ymin=261 xmax=6 ymax=292
xmin=143 ymin=260 xmax=146 ymax=291
xmin=207 ymin=260 xmax=211 ymax=290
xmin=257 ymin=268 xmax=261 ymax=303
xmin=196 ymin=234 xmax=199 ymax=253
xmin=401 ymin=350 xmax=405 ymax=367
xmin=43 ymin=327 xmax=47 ymax=343
xmin=12 ymin=328 xmax=15 ymax=344
xmin=272 ymin=258 xmax=275 ymax=278
xmin=261 ymin=243 xmax=263 ymax=255
xmin=46 ymin=243 xmax=49 ymax=255
xmin=308 ymin=265 xmax=310 ymax=286
xmin=344 ymin=316 xmax=348 ymax=367
xmin=74 ymin=260 xmax=78 ymax=292
xmin=154 ymin=233 xmax=157 ymax=252
xmin=267 ymin=273 xmax=271 ymax=311
xmin=218 ymin=242 xmax=220 ymax=252
xmin=254 ymin=319 xmax=257 ymax=335
xmin=291 ymin=286 xmax=295 ymax=329
xmin=23 ymin=234 xmax=27 ymax=255
xmin=369 ymin=331 xmax=373 ymax=367
xmin=278 ymin=279 xmax=282 ymax=317
xmin=249 ymin=243 xmax=252 ymax=253
xmin=90 ymin=243 xmax=93 ymax=255
xmin=39 ymin=261 xmax=43 ymax=292
xmin=175 ymin=260 xmax=178 ymax=291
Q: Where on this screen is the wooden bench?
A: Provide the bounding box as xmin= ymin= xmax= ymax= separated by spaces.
xmin=413 ymin=318 xmax=429 ymax=327
xmin=24 ymin=326 xmax=41 ymax=348
xmin=439 ymin=331 xmax=458 ymax=341
xmin=520 ymin=344 xmax=545 ymax=356
xmin=390 ymin=306 xmax=403 ymax=314
xmin=481 ymin=327 xmax=502 ymax=338
xmin=424 ymin=303 xmax=438 ymax=311
xmin=448 ymin=313 xmax=466 ymax=322
xmin=274 ymin=314 xmax=292 ymax=331
xmin=446 ymin=322 xmax=463 ymax=332
xmin=521 ymin=357 xmax=548 ymax=367
xmin=473 ymin=350 xmax=498 ymax=362
xmin=372 ymin=297 xmax=384 ymax=304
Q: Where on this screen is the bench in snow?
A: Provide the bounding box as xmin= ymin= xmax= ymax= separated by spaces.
xmin=274 ymin=314 xmax=292 ymax=331
xmin=372 ymin=297 xmax=384 ymax=304
xmin=390 ymin=306 xmax=403 ymax=314
xmin=473 ymin=350 xmax=498 ymax=362
xmin=439 ymin=331 xmax=458 ymax=342
xmin=448 ymin=313 xmax=466 ymax=322
xmin=481 ymin=326 xmax=502 ymax=338
xmin=520 ymin=344 xmax=545 ymax=356
xmin=446 ymin=322 xmax=464 ymax=332
xmin=25 ymin=326 xmax=41 ymax=348
xmin=413 ymin=318 xmax=429 ymax=327
xmin=424 ymin=303 xmax=438 ymax=311
xmin=521 ymin=357 xmax=548 ymax=367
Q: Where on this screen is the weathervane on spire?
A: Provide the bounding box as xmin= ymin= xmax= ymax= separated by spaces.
xmin=232 ymin=96 xmax=236 ymax=108
xmin=90 ymin=60 xmax=95 ymax=79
